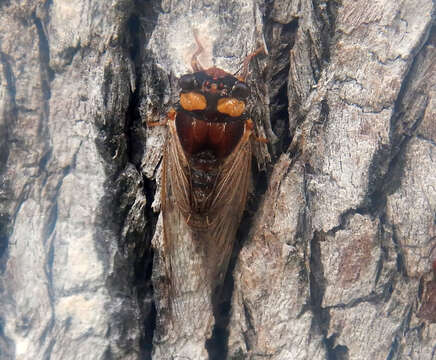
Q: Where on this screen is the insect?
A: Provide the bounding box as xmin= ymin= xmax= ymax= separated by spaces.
xmin=151 ymin=31 xmax=265 ymax=338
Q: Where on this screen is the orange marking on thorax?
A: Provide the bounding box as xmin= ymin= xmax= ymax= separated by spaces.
xmin=217 ymin=98 xmax=245 ymax=117
xmin=180 ymin=92 xmax=207 ymax=111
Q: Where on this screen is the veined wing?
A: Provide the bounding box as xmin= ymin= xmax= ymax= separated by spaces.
xmin=161 ymin=118 xmax=214 ymax=339
xmin=160 ymin=118 xmax=253 ymax=339
xmin=200 ymin=121 xmax=253 ymax=286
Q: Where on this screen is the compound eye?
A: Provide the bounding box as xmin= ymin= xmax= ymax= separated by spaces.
xmin=231 ymin=82 xmax=250 ymax=99
xmin=179 ymin=74 xmax=198 ymax=91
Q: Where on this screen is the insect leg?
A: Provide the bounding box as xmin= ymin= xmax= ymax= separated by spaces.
xmin=245 ymin=118 xmax=268 ymax=143
xmin=185 ymin=212 xmax=192 ymax=226
xmin=146 ymin=108 xmax=176 ymax=127
xmin=254 ymin=135 xmax=268 ymax=143
xmin=238 ymin=46 xmax=266 ymax=82
xmin=191 ymin=29 xmax=205 ymax=72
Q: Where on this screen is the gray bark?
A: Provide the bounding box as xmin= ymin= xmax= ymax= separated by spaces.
xmin=0 ymin=0 xmax=435 ymax=359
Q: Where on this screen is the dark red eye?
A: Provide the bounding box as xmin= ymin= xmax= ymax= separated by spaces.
xmin=231 ymin=82 xmax=250 ymax=99
xmin=179 ymin=74 xmax=198 ymax=91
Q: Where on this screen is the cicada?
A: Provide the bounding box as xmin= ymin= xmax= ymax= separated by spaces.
xmin=153 ymin=31 xmax=265 ymax=342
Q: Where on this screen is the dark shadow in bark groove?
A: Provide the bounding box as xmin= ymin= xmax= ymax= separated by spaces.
xmin=125 ymin=2 xmax=161 ymax=358
xmin=311 ymin=231 xmax=350 ymax=360
xmin=385 ymin=337 xmax=399 ymax=360
xmin=325 ymin=334 xmax=349 ymax=360
xmin=206 ymin=16 xmax=299 ymax=354
xmin=265 ymin=18 xmax=299 ymax=157
xmin=0 ymin=51 xmax=15 ymax=176
xmin=0 ymin=214 xmax=10 ymax=274
xmin=309 ymin=233 xmax=329 ymax=327
xmin=93 ymin=0 xmax=161 ymax=358
xmin=0 ymin=51 xmax=16 ymax=279
xmin=365 ymin=24 xmax=435 ymax=218
xmin=138 ymin=175 xmax=158 ymax=359
xmin=124 ymin=80 xmax=157 ymax=358
xmin=33 ymin=11 xmax=54 ymax=103
xmin=205 ymin=13 xmax=302 ymax=359
xmin=271 ymin=70 xmax=291 ymax=154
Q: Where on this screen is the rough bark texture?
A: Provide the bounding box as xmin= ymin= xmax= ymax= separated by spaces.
xmin=0 ymin=0 xmax=434 ymax=359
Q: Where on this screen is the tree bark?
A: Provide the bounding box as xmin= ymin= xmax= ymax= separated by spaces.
xmin=0 ymin=0 xmax=434 ymax=359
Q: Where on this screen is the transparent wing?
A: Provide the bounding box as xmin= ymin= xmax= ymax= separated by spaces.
xmin=161 ymin=119 xmax=214 ymax=338
xmin=201 ymin=124 xmax=252 ymax=286
xmin=160 ymin=118 xmax=252 ymax=339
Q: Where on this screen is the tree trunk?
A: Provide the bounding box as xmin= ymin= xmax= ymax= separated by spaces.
xmin=0 ymin=0 xmax=434 ymax=359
